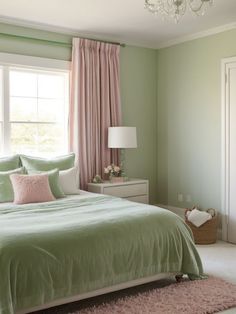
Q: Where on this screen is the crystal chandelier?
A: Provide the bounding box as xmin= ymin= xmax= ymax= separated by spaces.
xmin=144 ymin=0 xmax=214 ymax=23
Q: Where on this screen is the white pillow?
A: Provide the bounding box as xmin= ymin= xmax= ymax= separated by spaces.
xmin=59 ymin=167 xmax=80 ymax=195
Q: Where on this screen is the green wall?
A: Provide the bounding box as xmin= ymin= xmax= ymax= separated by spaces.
xmin=120 ymin=47 xmax=157 ymax=204
xmin=0 ymin=23 xmax=158 ymax=203
xmin=2 ymin=21 xmax=236 ymax=209
xmin=157 ymin=29 xmax=236 ymax=210
xmin=0 ymin=23 xmax=71 ymax=60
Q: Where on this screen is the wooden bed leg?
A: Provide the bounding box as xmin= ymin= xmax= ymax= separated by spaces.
xmin=175 ymin=274 xmax=183 ymax=283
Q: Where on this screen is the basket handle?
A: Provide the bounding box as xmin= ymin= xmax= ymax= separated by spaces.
xmin=185 ymin=208 xmax=191 ymax=220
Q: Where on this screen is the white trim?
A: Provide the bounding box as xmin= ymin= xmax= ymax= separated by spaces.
xmin=0 ymin=15 xmax=122 ymax=47
xmin=157 ymin=22 xmax=236 ymax=49
xmin=0 ymin=15 xmax=82 ymax=36
xmin=221 ymin=58 xmax=227 ymax=242
xmin=0 ymin=16 xmax=236 ymax=49
xmin=221 ymin=56 xmax=236 ymax=242
xmin=2 ymin=66 xmax=10 ymax=154
xmin=17 ymin=273 xmax=177 ymax=314
xmin=0 ymin=52 xmax=70 ymax=71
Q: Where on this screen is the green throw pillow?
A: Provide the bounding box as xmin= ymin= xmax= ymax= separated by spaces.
xmin=20 ymin=153 xmax=75 ymax=172
xmin=28 ymin=168 xmax=65 ymax=199
xmin=0 ymin=167 xmax=25 ymax=202
xmin=0 ymin=155 xmax=20 ymax=171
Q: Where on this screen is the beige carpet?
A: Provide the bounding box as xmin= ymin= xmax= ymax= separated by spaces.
xmin=197 ymin=241 xmax=236 ymax=314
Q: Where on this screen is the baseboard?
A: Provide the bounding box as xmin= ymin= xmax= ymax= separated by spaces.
xmin=156 ymin=204 xmax=222 ymax=240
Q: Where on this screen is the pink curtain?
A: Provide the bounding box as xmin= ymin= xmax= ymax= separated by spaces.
xmin=69 ymin=38 xmax=122 ymax=190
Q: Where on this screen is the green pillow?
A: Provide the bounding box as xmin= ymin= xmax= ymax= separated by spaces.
xmin=0 ymin=155 xmax=20 ymax=171
xmin=28 ymin=169 xmax=65 ymax=199
xmin=0 ymin=167 xmax=25 ymax=202
xmin=20 ymin=153 xmax=75 ymax=172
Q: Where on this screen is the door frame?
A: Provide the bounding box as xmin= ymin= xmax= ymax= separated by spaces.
xmin=221 ymin=56 xmax=236 ymax=241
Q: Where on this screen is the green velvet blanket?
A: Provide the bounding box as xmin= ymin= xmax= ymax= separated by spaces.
xmin=0 ymin=195 xmax=204 ymax=314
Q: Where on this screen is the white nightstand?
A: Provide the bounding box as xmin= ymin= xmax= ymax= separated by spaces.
xmin=88 ymin=179 xmax=149 ymax=204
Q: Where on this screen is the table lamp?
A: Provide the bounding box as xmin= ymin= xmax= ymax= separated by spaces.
xmin=108 ymin=126 xmax=137 ymax=179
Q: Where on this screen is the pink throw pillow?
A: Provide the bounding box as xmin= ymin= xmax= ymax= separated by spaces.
xmin=10 ymin=174 xmax=55 ymax=204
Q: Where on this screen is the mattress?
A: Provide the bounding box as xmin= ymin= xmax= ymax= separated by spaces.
xmin=0 ymin=192 xmax=204 ymax=314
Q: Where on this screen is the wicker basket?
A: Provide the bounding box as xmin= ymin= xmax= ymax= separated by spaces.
xmin=185 ymin=209 xmax=218 ymax=245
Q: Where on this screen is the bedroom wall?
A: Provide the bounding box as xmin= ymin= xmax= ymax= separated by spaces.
xmin=0 ymin=23 xmax=158 ymax=204
xmin=120 ymin=46 xmax=157 ymax=205
xmin=157 ymin=28 xmax=236 ymax=211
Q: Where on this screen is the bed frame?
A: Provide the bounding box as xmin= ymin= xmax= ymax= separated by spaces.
xmin=17 ymin=272 xmax=182 ymax=314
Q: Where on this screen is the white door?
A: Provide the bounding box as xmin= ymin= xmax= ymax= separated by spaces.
xmin=222 ymin=58 xmax=236 ymax=244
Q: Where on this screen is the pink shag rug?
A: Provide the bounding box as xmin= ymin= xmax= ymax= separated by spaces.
xmin=69 ymin=277 xmax=236 ymax=314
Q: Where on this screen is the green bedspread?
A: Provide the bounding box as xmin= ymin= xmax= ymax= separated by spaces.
xmin=0 ymin=195 xmax=203 ymax=314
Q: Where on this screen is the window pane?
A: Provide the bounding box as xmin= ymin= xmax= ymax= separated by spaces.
xmin=10 ymin=71 xmax=37 ymax=97
xmin=38 ymin=74 xmax=65 ymax=99
xmin=10 ymin=123 xmax=66 ymax=156
xmin=10 ymin=97 xmax=37 ymax=121
xmin=38 ymin=124 xmax=65 ymax=155
xmin=38 ymin=99 xmax=64 ymax=123
xmin=10 ymin=123 xmax=38 ymax=155
xmin=8 ymin=68 xmax=68 ymax=156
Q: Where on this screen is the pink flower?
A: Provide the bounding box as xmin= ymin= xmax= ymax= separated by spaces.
xmin=104 ymin=164 xmax=121 ymax=176
xmin=114 ymin=166 xmax=120 ymax=172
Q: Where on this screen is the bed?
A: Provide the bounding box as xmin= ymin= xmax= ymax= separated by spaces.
xmin=0 ymin=191 xmax=204 ymax=314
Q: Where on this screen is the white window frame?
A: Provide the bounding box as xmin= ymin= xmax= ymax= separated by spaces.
xmin=221 ymin=56 xmax=236 ymax=242
xmin=0 ymin=52 xmax=71 ymax=156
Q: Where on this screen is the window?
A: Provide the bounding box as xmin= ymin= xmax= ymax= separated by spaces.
xmin=0 ymin=65 xmax=69 ymax=157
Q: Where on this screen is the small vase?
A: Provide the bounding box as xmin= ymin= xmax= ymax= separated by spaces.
xmin=109 ymin=176 xmax=124 ymax=183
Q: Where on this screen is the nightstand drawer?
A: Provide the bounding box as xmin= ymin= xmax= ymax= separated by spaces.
xmin=88 ymin=179 xmax=149 ymax=204
xmin=103 ymin=183 xmax=147 ymax=198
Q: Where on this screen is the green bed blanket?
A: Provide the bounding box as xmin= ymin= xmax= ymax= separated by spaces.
xmin=0 ymin=195 xmax=204 ymax=314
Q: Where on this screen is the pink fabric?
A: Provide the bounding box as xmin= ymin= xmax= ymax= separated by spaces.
xmin=10 ymin=174 xmax=55 ymax=204
xmin=69 ymin=38 xmax=122 ymax=190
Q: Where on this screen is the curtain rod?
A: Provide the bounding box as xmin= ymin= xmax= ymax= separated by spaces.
xmin=0 ymin=32 xmax=125 ymax=48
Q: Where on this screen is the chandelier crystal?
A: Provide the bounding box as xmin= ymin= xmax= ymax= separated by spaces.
xmin=144 ymin=0 xmax=214 ymax=23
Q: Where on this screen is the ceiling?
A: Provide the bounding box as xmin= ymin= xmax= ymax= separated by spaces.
xmin=0 ymin=0 xmax=235 ymax=48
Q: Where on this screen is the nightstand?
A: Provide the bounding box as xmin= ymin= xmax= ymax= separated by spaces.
xmin=87 ymin=179 xmax=149 ymax=204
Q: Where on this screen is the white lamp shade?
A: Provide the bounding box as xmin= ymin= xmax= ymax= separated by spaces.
xmin=108 ymin=127 xmax=137 ymax=148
